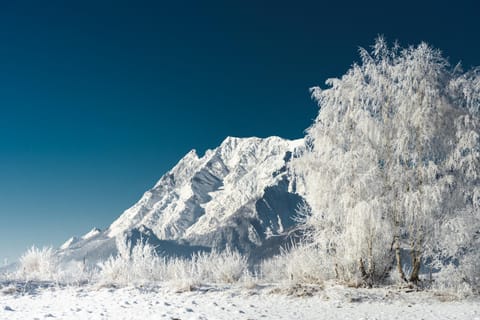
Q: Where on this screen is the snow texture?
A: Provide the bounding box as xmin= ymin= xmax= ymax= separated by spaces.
xmin=0 ymin=283 xmax=478 ymax=320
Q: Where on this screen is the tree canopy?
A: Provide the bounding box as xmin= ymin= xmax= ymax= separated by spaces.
xmin=295 ymin=37 xmax=480 ymax=291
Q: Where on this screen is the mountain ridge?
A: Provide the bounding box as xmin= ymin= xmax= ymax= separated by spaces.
xmin=58 ymin=136 xmax=306 ymax=263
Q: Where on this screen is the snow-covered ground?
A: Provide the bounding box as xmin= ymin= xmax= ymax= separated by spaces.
xmin=1 ymin=283 xmax=479 ymax=320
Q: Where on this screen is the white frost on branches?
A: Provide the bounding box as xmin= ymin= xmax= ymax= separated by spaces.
xmin=294 ymin=37 xmax=480 ymax=290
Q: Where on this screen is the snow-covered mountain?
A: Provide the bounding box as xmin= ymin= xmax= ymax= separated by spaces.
xmin=58 ymin=136 xmax=305 ymax=263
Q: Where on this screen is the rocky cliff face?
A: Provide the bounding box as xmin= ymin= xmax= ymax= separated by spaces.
xmin=58 ymin=136 xmax=305 ymax=263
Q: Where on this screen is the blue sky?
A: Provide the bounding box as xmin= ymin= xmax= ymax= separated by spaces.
xmin=1 ymin=0 xmax=479 ymax=261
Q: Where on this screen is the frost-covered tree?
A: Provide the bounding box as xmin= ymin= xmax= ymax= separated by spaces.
xmin=295 ymin=37 xmax=480 ymax=288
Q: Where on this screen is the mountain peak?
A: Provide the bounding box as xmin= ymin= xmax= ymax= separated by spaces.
xmin=60 ymin=136 xmax=306 ymax=262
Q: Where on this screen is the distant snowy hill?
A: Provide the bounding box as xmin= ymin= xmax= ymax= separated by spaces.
xmin=58 ymin=136 xmax=306 ymax=264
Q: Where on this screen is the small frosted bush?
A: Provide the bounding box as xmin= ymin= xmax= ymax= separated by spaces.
xmin=56 ymin=260 xmax=94 ymax=285
xmin=161 ymin=248 xmax=247 ymax=289
xmin=15 ymin=246 xmax=93 ymax=284
xmin=194 ymin=248 xmax=248 ymax=283
xmin=98 ymin=237 xmax=161 ymax=286
xmin=260 ymin=244 xmax=329 ymax=285
xmin=17 ymin=246 xmax=58 ymax=281
xmin=97 ymin=255 xmax=130 ymax=286
xmin=164 ymin=257 xmax=198 ymax=290
xmin=433 ymin=253 xmax=480 ymax=297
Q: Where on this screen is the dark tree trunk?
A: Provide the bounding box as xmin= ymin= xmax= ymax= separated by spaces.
xmin=409 ymin=251 xmax=421 ymax=283
xmin=394 ymin=236 xmax=407 ymax=282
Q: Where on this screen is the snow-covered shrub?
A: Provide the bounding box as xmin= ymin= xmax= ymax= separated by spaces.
xmin=55 ymin=260 xmax=95 ymax=285
xmin=260 ymin=244 xmax=329 ymax=285
xmin=194 ymin=248 xmax=248 ymax=283
xmin=98 ymin=236 xmax=161 ymax=286
xmin=433 ymin=207 xmax=480 ymax=296
xmin=17 ymin=246 xmax=58 ymax=281
xmin=14 ymin=246 xmax=94 ymax=284
xmin=457 ymin=253 xmax=480 ymax=295
xmin=164 ymin=257 xmax=199 ymax=290
xmin=164 ymin=248 xmax=248 ymax=287
xmin=211 ymin=248 xmax=248 ymax=283
xmin=97 ymin=236 xmax=248 ymax=287
xmin=128 ymin=239 xmax=160 ymax=282
xmin=97 ymin=255 xmax=129 ymax=286
xmin=433 ymin=263 xmax=478 ymax=297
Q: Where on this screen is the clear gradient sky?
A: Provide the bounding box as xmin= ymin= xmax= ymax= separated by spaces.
xmin=1 ymin=0 xmax=479 ymax=261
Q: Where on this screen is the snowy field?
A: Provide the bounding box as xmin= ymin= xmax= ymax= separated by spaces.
xmin=1 ymin=283 xmax=479 ymax=320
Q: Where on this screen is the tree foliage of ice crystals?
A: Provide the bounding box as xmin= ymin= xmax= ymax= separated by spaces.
xmin=295 ymin=37 xmax=480 ymax=287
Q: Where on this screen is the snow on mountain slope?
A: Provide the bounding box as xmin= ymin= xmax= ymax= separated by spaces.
xmin=59 ymin=136 xmax=305 ymax=262
xmin=82 ymin=228 xmax=101 ymax=240
xmin=59 ymin=237 xmax=79 ymax=250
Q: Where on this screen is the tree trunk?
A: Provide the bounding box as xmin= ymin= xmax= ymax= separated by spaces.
xmin=359 ymin=258 xmax=372 ymax=287
xmin=359 ymin=258 xmax=367 ymax=280
xmin=394 ymin=235 xmax=406 ymax=282
xmin=409 ymin=251 xmax=421 ymax=283
xmin=367 ymin=237 xmax=375 ymax=277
